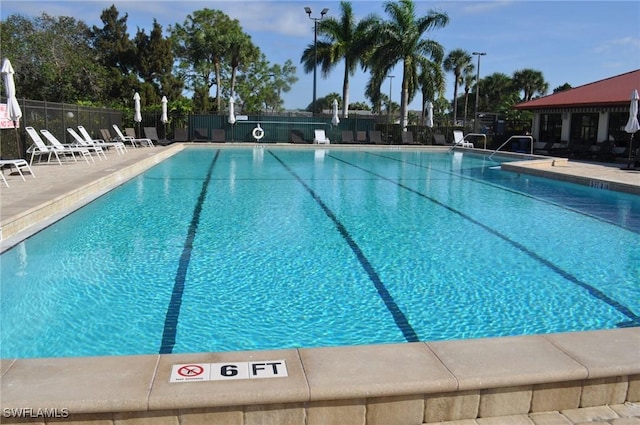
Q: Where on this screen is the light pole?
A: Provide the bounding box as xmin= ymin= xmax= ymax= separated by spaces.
xmin=305 ymin=6 xmax=328 ymax=117
xmin=472 ymin=52 xmax=486 ymax=133
xmin=387 ymin=75 xmax=395 ymax=143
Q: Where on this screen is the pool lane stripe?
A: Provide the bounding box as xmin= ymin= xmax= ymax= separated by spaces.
xmin=160 ymin=150 xmax=221 ymax=354
xmin=327 ymin=153 xmax=640 ymax=326
xmin=268 ymin=151 xmax=419 ymax=343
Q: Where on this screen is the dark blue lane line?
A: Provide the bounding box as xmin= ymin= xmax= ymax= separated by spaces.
xmin=367 ymin=151 xmax=637 ymax=234
xmin=268 ymin=150 xmax=419 ymax=342
xmin=159 ymin=150 xmax=221 ymax=354
xmin=327 ymin=153 xmax=640 ymax=328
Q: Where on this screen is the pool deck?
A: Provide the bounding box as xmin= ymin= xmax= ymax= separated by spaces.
xmin=1 ymin=144 xmax=639 ymax=425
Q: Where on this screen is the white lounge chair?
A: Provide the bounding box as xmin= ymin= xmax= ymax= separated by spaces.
xmin=453 ymin=130 xmax=474 ymax=148
xmin=0 ymin=159 xmax=35 ymax=187
xmin=39 ymin=129 xmax=94 ymax=164
xmin=26 ymin=126 xmax=63 ymax=165
xmin=78 ymin=125 xmax=127 ymax=154
xmin=112 ymin=125 xmax=146 ymax=148
xmin=313 ymin=129 xmax=330 ymax=144
xmin=66 ymin=128 xmax=108 ymax=161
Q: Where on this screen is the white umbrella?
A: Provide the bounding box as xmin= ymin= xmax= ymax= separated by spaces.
xmin=133 ymin=92 xmax=142 ymax=137
xmin=2 ymin=58 xmax=23 ymax=156
xmin=426 ymin=101 xmax=434 ymax=128
xmin=624 ymin=89 xmax=639 ymax=166
xmin=228 ymin=96 xmax=236 ymax=125
xmin=161 ymin=96 xmax=168 ymax=124
xmin=331 ymin=98 xmax=340 ymax=126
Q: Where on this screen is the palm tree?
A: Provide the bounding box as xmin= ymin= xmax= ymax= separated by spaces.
xmin=462 ymin=70 xmax=475 ymax=125
xmin=512 ymin=68 xmax=549 ymax=101
xmin=368 ymin=0 xmax=448 ymax=130
xmin=481 ymin=72 xmax=515 ymax=112
xmin=443 ymin=48 xmax=473 ymax=125
xmin=300 ymin=1 xmax=378 ymax=118
xmin=417 ymin=60 xmax=445 ymax=125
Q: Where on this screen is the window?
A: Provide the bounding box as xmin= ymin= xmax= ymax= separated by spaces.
xmin=538 ymin=113 xmax=562 ymax=142
xmin=608 ymin=112 xmax=631 ymax=146
xmin=569 ymin=113 xmax=598 ymax=142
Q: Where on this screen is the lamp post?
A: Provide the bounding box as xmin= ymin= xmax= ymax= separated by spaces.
xmin=305 ymin=6 xmax=328 ymax=117
xmin=472 ymin=52 xmax=486 ymax=133
xmin=387 ymin=75 xmax=395 ymax=143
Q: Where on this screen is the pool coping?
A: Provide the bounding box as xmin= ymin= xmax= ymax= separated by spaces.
xmin=1 ymin=328 xmax=639 ymax=421
xmin=1 ymin=144 xmax=639 ymax=423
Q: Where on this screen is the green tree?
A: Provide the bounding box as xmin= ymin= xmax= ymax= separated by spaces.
xmin=235 ymin=56 xmax=298 ymax=114
xmin=369 ymin=0 xmax=448 ymax=129
xmin=480 ymin=72 xmax=515 ymax=112
xmin=89 ymin=6 xmax=138 ymax=104
xmin=553 ymin=83 xmax=572 ymax=93
xmin=134 ymin=20 xmax=182 ymax=103
xmin=462 ymin=70 xmax=475 ymax=125
xmin=443 ymin=48 xmax=473 ymax=124
xmin=1 ymin=13 xmax=108 ymax=103
xmin=417 ymin=59 xmax=445 ymax=125
xmin=300 ymin=1 xmax=378 ymax=118
xmin=512 ymin=68 xmax=549 ymax=101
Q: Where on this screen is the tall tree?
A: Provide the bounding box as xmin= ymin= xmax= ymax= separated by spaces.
xmin=89 ymin=6 xmax=137 ymax=103
xmin=462 ymin=70 xmax=475 ymax=124
xmin=134 ymin=20 xmax=182 ymax=103
xmin=512 ymin=68 xmax=548 ymax=101
xmin=300 ymin=1 xmax=378 ymax=118
xmin=368 ymin=0 xmax=448 ymax=129
xmin=443 ymin=48 xmax=472 ymax=124
xmin=171 ymin=9 xmax=242 ymax=112
xmin=417 ymin=59 xmax=445 ymax=125
xmin=480 ymin=72 xmax=515 ymax=112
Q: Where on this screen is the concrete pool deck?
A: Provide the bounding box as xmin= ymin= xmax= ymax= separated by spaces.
xmin=0 ymin=144 xmax=639 ymax=425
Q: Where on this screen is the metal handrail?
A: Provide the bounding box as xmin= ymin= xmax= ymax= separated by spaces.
xmin=465 ymin=133 xmax=487 ymax=149
xmin=488 ymin=135 xmax=533 ymax=161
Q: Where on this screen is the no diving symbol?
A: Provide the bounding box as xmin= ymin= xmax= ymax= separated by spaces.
xmin=178 ymin=364 xmax=204 ymax=377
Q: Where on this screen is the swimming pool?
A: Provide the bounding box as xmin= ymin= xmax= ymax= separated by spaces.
xmin=1 ymin=147 xmax=639 ymax=359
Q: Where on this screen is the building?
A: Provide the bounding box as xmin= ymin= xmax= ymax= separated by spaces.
xmin=514 ymin=69 xmax=640 ymax=147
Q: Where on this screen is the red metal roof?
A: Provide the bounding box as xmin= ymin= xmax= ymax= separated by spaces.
xmin=514 ymin=69 xmax=640 ymax=110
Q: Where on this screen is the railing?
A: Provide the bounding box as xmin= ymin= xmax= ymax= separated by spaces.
xmin=488 ymin=135 xmax=534 ymax=161
xmin=465 ymin=133 xmax=488 ymax=149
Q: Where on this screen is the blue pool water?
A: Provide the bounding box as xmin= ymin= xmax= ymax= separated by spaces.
xmin=1 ymin=147 xmax=639 ymax=359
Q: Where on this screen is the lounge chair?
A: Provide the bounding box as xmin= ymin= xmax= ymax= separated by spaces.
xmin=125 ymin=127 xmax=154 ymax=147
xmin=211 ymin=129 xmax=226 ymax=142
xmin=290 ymin=130 xmax=307 ymax=144
xmin=39 ymin=129 xmax=94 ymax=164
xmin=341 ymin=130 xmax=354 ymax=144
xmin=66 ymin=128 xmax=108 ymax=160
xmin=26 ymin=127 xmax=64 ymax=165
xmin=143 ymin=127 xmax=160 ymax=145
xmin=368 ymin=130 xmax=383 ymax=145
xmin=433 ymin=134 xmax=448 ymax=145
xmin=173 ymin=128 xmax=188 ymax=143
xmin=0 ymin=159 xmax=36 ymax=187
xmin=453 ymin=130 xmax=474 ymax=148
xmin=111 ymin=125 xmax=150 ymax=148
xmin=401 ymin=131 xmax=417 ymax=145
xmin=355 ymin=131 xmax=367 ymax=144
xmin=78 ymin=126 xmax=127 ymax=154
xmin=193 ymin=128 xmax=211 ymax=142
xmin=313 ymin=129 xmax=330 ymax=144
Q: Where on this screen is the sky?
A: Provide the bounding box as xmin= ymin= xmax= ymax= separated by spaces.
xmin=2 ymin=0 xmax=640 ymax=111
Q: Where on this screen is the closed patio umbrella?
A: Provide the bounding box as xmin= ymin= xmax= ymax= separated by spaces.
xmin=331 ymin=98 xmax=340 ymax=126
xmin=2 ymin=58 xmax=23 ymax=157
xmin=426 ymin=101 xmax=434 ymax=128
xmin=161 ymin=96 xmax=168 ymax=140
xmin=133 ymin=92 xmax=142 ymax=137
xmin=623 ymin=89 xmax=639 ymax=169
xmin=228 ymin=96 xmax=236 ymax=125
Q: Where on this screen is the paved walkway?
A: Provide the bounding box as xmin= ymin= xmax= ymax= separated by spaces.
xmin=1 ymin=145 xmax=639 ymax=244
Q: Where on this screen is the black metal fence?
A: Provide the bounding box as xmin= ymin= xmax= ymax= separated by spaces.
xmin=0 ymin=98 xmax=122 ymax=159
